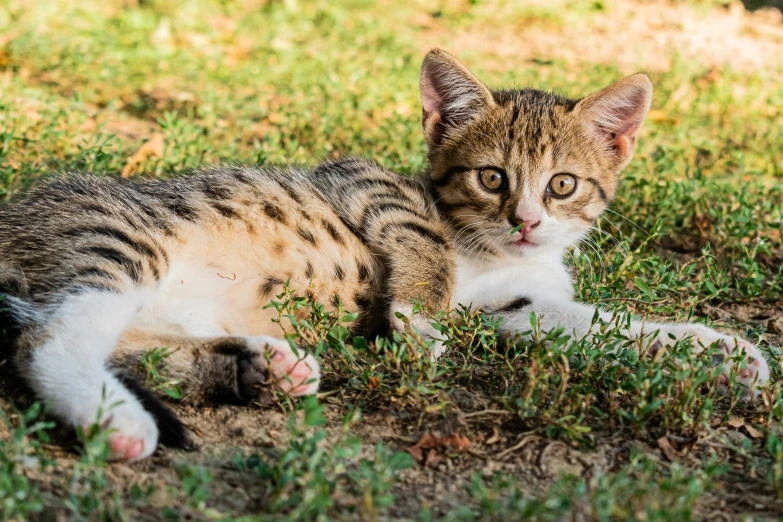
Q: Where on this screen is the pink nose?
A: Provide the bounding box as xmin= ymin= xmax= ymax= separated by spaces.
xmin=511 ymin=217 xmax=541 ymax=235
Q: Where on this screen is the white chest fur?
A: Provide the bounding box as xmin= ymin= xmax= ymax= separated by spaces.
xmin=452 ymin=249 xmax=574 ymax=310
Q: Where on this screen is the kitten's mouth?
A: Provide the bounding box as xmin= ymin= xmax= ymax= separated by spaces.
xmin=515 ymin=237 xmax=538 ymax=248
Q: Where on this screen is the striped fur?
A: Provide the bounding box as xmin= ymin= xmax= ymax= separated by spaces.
xmin=0 ymin=160 xmax=453 ymax=460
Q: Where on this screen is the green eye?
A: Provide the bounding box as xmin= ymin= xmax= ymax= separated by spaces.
xmin=548 ymin=173 xmax=577 ymax=198
xmin=478 ymin=168 xmax=507 ymax=192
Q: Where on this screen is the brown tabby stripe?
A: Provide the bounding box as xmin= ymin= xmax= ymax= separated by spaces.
xmin=585 ymin=177 xmax=609 ymax=203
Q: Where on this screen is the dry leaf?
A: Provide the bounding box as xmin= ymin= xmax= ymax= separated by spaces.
xmin=367 ymin=376 xmax=380 ymax=389
xmin=122 ymin=132 xmax=165 ymax=178
xmin=657 ymin=436 xmax=680 ymax=462
xmin=405 ymin=433 xmax=472 ymax=467
xmin=744 ymin=424 xmax=764 ymax=439
xmin=424 ymin=450 xmax=443 ymax=467
xmin=728 ymin=418 xmax=744 ymax=428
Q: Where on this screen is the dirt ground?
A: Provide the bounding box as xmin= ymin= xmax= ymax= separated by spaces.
xmin=1 ymin=0 xmax=782 ymax=520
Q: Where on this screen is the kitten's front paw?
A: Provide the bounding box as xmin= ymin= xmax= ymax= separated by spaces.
xmin=240 ymin=337 xmax=320 ymax=398
xmin=82 ymin=399 xmax=159 ymax=461
xmin=651 ymin=324 xmax=769 ymax=394
xmin=389 ymin=302 xmax=447 ymax=359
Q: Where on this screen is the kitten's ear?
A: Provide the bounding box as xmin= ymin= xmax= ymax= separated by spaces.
xmin=419 ymin=49 xmax=495 ymax=147
xmin=575 ymin=73 xmax=652 ymax=168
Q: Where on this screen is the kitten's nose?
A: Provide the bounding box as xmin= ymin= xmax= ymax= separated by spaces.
xmin=510 ymin=216 xmax=541 ymax=235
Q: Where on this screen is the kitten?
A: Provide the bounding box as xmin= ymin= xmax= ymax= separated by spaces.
xmin=0 ymin=50 xmax=768 ymax=462
xmin=417 ymin=49 xmax=769 ymax=390
xmin=0 ymin=164 xmax=454 ymax=460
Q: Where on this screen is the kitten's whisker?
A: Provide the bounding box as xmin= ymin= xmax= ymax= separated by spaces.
xmin=590 ymin=226 xmax=629 ymax=256
xmin=560 ymin=231 xmax=606 ymax=278
xmin=453 ymin=222 xmax=488 ymax=246
xmin=455 ymin=229 xmax=489 ymax=260
xmin=604 ymin=208 xmax=652 ymax=239
xmin=595 ymin=215 xmax=633 ymax=247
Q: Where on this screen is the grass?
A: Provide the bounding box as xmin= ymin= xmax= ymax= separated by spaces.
xmin=1 ymin=0 xmax=782 ymax=520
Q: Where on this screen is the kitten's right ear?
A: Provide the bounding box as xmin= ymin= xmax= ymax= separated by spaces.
xmin=419 ymin=49 xmax=495 ymax=147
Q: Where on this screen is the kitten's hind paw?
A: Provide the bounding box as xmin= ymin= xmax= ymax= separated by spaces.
xmin=82 ymin=399 xmax=159 ymax=462
xmin=239 ymin=337 xmax=320 ymax=399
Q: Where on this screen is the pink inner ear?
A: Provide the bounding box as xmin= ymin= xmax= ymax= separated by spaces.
xmin=589 ymin=85 xmax=649 ymax=157
xmin=607 ymin=113 xmax=642 ymax=156
xmin=420 ymin=75 xmax=444 ymax=127
xmin=422 ymin=108 xmax=441 ymax=130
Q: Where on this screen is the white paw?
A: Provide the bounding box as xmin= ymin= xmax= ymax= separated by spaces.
xmin=246 ymin=337 xmax=320 ymax=396
xmin=389 ymin=301 xmax=447 ymax=359
xmin=650 ymin=323 xmax=769 ymax=394
xmin=81 ymin=396 xmax=159 ymax=462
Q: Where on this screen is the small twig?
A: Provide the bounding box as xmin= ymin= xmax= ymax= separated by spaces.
xmin=467 ymin=448 xmax=488 ymax=460
xmin=380 ymin=433 xmax=418 ymax=444
xmin=495 ymin=433 xmax=541 ymax=459
xmin=461 ymin=409 xmax=513 ymax=419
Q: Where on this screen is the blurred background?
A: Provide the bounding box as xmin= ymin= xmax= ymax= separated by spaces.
xmin=0 ymin=0 xmax=780 ymax=189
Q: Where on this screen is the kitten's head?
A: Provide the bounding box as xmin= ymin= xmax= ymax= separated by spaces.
xmin=421 ymin=49 xmax=652 ymax=259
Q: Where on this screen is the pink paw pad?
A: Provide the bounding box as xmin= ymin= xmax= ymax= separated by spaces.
xmin=82 ymin=421 xmax=146 ymax=461
xmin=265 ymin=344 xmax=320 ymax=396
xmin=285 ymin=359 xmax=318 ymax=395
xmin=716 ymin=339 xmax=769 ymax=393
xmin=109 ymin=435 xmax=145 ymax=461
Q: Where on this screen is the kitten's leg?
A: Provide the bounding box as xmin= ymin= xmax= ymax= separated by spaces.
xmin=491 ymin=297 xmax=770 ymax=393
xmin=311 ymin=160 xmax=455 ymax=352
xmin=14 ymin=289 xmax=160 ymax=461
xmin=111 ymin=328 xmax=320 ymax=405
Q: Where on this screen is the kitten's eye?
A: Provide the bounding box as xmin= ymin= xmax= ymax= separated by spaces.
xmin=478 ymin=168 xmax=507 ymax=192
xmin=548 ymin=174 xmax=577 ymax=198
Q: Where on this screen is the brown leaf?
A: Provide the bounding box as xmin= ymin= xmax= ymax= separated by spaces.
xmin=404 ymin=442 xmax=424 ymax=463
xmin=405 ymin=433 xmax=472 ymax=467
xmin=744 ymin=424 xmax=764 ymax=439
xmin=657 ymin=437 xmax=680 ymax=462
xmin=367 ymin=376 xmax=380 ymax=389
xmin=122 ymin=132 xmax=165 ymax=178
xmin=446 ymin=434 xmax=472 ymax=451
xmin=728 ymin=418 xmax=745 ymax=428
xmin=424 ymin=449 xmax=443 ymax=467
xmin=415 ymin=433 xmax=438 ymax=450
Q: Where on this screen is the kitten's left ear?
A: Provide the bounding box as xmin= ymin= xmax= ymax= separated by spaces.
xmin=575 ymin=73 xmax=653 ymax=168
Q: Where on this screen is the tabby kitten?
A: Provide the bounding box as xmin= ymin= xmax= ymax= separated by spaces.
xmin=0 ymin=50 xmax=768 ymax=462
xmin=0 ymin=157 xmax=458 ymax=460
xmin=418 ymin=49 xmax=768 ymax=390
